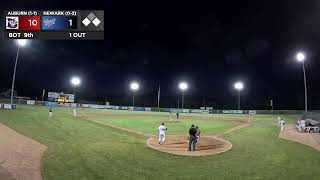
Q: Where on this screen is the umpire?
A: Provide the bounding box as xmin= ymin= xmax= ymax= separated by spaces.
xmin=188 ymin=124 xmax=197 ymax=151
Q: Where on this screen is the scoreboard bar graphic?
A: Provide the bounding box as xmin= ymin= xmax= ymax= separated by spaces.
xmin=2 ymin=10 xmax=104 ymax=40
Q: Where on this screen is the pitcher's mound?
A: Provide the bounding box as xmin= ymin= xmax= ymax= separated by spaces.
xmin=147 ymin=136 xmax=232 ymax=156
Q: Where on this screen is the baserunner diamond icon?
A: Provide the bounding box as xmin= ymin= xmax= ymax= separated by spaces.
xmin=81 ymin=11 xmax=104 ymax=29
xmin=92 ymin=18 xmax=101 ymax=26
xmin=87 ymin=12 xmax=96 ymax=21
xmin=82 ymin=18 xmax=91 ymax=26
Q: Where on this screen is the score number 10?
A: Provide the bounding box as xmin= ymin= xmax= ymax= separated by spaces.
xmin=19 ymin=16 xmax=41 ymax=30
xmin=28 ymin=19 xmax=38 ymax=26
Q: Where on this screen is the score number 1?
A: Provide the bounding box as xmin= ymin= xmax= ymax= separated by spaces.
xmin=69 ymin=19 xmax=73 ymax=26
xmin=67 ymin=17 xmax=77 ymax=29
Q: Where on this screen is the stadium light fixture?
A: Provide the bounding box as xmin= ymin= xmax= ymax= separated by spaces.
xmin=234 ymin=81 xmax=244 ymax=110
xmin=295 ymin=51 xmax=308 ymax=112
xmin=130 ymin=82 xmax=139 ymax=91
xmin=296 ymin=52 xmax=305 ymax=62
xmin=179 ymin=82 xmax=188 ymax=91
xmin=16 ymin=39 xmax=28 ymax=47
xmin=130 ymin=82 xmax=139 ymax=109
xmin=234 ymin=82 xmax=244 ymax=91
xmin=71 ymin=76 xmax=81 ymax=86
xmin=178 ymin=82 xmax=188 ymax=109
xmin=10 ymin=39 xmax=29 ymax=107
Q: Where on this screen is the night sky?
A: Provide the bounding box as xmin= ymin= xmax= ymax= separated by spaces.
xmin=1 ymin=1 xmax=320 ymax=109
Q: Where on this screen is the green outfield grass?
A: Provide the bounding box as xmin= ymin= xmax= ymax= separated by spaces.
xmin=0 ymin=105 xmax=319 ymax=180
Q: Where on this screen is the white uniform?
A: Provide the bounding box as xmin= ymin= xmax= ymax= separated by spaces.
xmin=158 ymin=125 xmax=167 ymax=144
xmin=49 ymin=111 xmax=53 ymax=118
xmin=73 ymin=108 xmax=77 ymax=116
xmin=299 ymin=120 xmax=306 ymax=132
xmin=279 ymin=119 xmax=285 ymax=131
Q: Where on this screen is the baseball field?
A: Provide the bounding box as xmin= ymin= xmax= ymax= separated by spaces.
xmin=0 ymin=105 xmax=320 ymax=180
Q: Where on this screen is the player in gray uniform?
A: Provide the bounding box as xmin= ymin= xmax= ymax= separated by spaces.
xmin=195 ymin=126 xmax=201 ymax=148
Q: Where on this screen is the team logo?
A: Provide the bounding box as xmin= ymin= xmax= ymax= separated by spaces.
xmin=44 ymin=18 xmax=56 ymax=27
xmin=6 ymin=16 xmax=19 ymax=29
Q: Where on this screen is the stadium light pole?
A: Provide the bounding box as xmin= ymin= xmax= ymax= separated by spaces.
xmin=130 ymin=82 xmax=139 ymax=109
xmin=10 ymin=39 xmax=28 ymax=106
xmin=70 ymin=76 xmax=81 ymax=103
xmin=179 ymin=82 xmax=188 ymax=109
xmin=296 ymin=52 xmax=308 ymax=112
xmin=234 ymin=82 xmax=244 ymax=110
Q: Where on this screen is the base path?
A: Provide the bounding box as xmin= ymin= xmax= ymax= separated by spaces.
xmin=147 ymin=136 xmax=232 ymax=156
xmin=0 ymin=123 xmax=47 ymax=180
xmin=279 ymin=124 xmax=320 ymax=151
xmin=215 ymin=121 xmax=253 ymax=138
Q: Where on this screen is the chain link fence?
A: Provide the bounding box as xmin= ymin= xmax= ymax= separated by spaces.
xmin=302 ymin=111 xmax=320 ymax=122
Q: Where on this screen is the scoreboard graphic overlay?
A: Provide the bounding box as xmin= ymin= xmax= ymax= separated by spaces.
xmin=2 ymin=10 xmax=104 ymax=40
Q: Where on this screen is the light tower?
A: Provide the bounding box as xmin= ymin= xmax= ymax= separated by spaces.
xmin=178 ymin=82 xmax=188 ymax=109
xmin=70 ymin=76 xmax=81 ymax=102
xmin=130 ymin=82 xmax=139 ymax=109
xmin=10 ymin=39 xmax=29 ymax=107
xmin=296 ymin=52 xmax=308 ymax=112
xmin=234 ymin=81 xmax=244 ymax=110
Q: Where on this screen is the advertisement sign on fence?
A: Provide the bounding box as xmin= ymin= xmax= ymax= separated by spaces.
xmin=45 ymin=101 xmax=59 ymax=106
xmin=223 ymin=110 xmax=243 ymax=114
xmin=27 ymin=100 xmax=35 ymax=105
xmin=120 ymin=106 xmax=128 ymax=110
xmin=88 ymin=104 xmax=99 ymax=109
xmin=183 ymin=109 xmax=190 ymax=113
xmin=4 ymin=104 xmax=16 ymax=109
xmin=190 ymin=109 xmax=209 ymax=114
xmin=82 ymin=104 xmax=89 ymax=108
xmin=134 ymin=107 xmax=145 ymax=111
xmin=170 ymin=108 xmax=182 ymax=113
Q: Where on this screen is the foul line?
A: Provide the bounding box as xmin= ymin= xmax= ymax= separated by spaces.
xmin=214 ymin=121 xmax=254 ymax=138
xmin=80 ymin=117 xmax=154 ymax=137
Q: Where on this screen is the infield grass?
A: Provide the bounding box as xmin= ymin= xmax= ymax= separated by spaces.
xmin=88 ymin=112 xmax=241 ymax=135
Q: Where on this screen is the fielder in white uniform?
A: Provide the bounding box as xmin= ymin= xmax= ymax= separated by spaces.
xmin=49 ymin=108 xmax=53 ymax=118
xmin=158 ymin=122 xmax=167 ymax=144
xmin=73 ymin=108 xmax=77 ymax=116
xmin=299 ymin=119 xmax=306 ymax=132
xmin=279 ymin=118 xmax=285 ymax=131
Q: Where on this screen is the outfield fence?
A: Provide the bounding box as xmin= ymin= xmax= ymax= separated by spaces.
xmin=0 ymin=97 xmax=312 ymax=115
